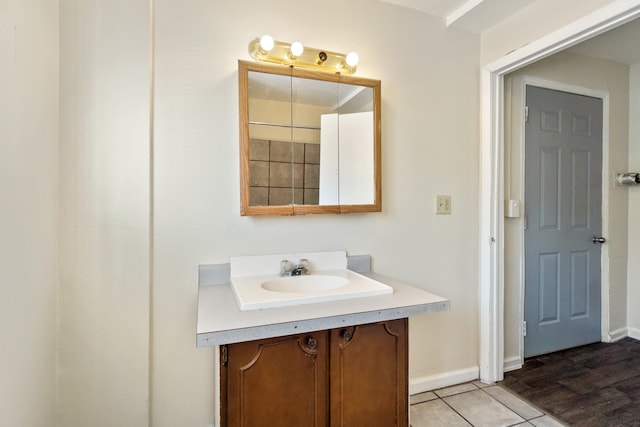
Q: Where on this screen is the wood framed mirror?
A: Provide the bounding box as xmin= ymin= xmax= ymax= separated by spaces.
xmin=239 ymin=60 xmax=381 ymax=216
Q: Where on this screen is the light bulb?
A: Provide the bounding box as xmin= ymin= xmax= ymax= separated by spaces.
xmin=346 ymin=52 xmax=359 ymax=67
xmin=260 ymin=35 xmax=274 ymax=52
xmin=290 ymin=41 xmax=304 ymax=57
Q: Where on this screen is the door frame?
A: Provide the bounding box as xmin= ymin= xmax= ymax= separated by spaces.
xmin=479 ymin=0 xmax=640 ymax=384
xmin=518 ymin=77 xmax=609 ymax=364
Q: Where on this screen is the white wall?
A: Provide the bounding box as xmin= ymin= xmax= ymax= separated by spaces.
xmin=8 ymin=1 xmax=634 ymax=426
xmin=58 ymin=0 xmax=151 ymax=425
xmin=504 ymin=51 xmax=630 ymax=362
xmin=627 ymin=63 xmax=640 ymax=337
xmin=152 ymin=0 xmax=479 ymax=424
xmin=0 ymin=1 xmax=58 ymax=425
xmin=480 ymin=0 xmax=618 ymax=64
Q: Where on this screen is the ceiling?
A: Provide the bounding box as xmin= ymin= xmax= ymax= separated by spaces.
xmin=379 ymin=0 xmax=470 ymax=18
xmin=378 ymin=0 xmax=535 ymax=33
xmin=379 ymin=0 xmax=640 ymax=65
xmin=566 ymin=18 xmax=640 ymax=65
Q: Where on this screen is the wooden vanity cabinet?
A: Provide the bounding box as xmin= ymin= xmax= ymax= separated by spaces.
xmin=221 ymin=331 xmax=329 ymax=426
xmin=330 ymin=319 xmax=408 ymax=426
xmin=220 ymin=318 xmax=408 ymax=427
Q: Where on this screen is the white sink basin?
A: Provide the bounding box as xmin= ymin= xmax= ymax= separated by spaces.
xmin=230 ymin=269 xmax=393 ymax=311
xmin=261 ymin=275 xmax=349 ymax=293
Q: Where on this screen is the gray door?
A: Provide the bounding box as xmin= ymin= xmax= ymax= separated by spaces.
xmin=524 ymin=85 xmax=603 ymax=358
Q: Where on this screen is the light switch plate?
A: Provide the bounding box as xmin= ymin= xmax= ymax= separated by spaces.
xmin=436 ymin=195 xmax=451 ymax=214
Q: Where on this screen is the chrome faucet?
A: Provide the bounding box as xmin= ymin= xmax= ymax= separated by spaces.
xmin=279 ymin=258 xmax=310 ymax=276
xmin=291 ymin=258 xmax=309 ymax=276
xmin=279 ymin=260 xmax=293 ymax=276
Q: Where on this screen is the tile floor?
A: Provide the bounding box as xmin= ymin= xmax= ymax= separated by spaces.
xmin=410 ymin=381 xmax=567 ymax=426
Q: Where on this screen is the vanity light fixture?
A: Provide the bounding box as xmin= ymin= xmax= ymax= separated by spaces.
xmin=248 ymin=35 xmax=359 ymax=74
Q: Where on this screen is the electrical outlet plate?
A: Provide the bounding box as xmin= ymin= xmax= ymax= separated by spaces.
xmin=436 ymin=195 xmax=451 ymax=214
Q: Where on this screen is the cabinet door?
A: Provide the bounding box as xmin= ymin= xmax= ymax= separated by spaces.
xmin=221 ymin=332 xmax=329 ymax=427
xmin=330 ymin=319 xmax=408 ymax=426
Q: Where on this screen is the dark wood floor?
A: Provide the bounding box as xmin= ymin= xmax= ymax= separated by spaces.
xmin=500 ymin=337 xmax=640 ymax=426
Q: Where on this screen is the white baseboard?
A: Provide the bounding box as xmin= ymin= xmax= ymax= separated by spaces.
xmin=503 ymin=356 xmax=522 ymax=373
xmin=628 ymin=327 xmax=640 ymax=341
xmin=608 ymin=327 xmax=628 ymax=342
xmin=605 ymin=327 xmax=640 ymax=342
xmin=409 ymin=366 xmax=479 ymax=395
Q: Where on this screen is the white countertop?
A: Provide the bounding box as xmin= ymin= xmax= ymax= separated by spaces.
xmin=196 ymin=271 xmax=449 ymax=347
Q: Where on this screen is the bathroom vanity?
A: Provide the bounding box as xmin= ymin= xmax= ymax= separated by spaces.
xmin=222 ymin=319 xmax=407 ymax=426
xmin=197 ymin=253 xmax=448 ymax=426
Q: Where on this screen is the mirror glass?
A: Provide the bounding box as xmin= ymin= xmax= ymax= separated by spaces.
xmin=239 ymin=60 xmax=381 ymax=215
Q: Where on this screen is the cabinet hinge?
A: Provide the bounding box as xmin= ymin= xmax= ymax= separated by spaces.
xmin=523 ymin=321 xmax=527 ymax=337
xmin=525 ymin=106 xmax=529 ymax=123
xmin=221 ymin=345 xmax=228 ymax=366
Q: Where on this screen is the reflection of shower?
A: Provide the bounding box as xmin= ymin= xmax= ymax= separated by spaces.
xmin=616 ymin=172 xmax=640 ymax=185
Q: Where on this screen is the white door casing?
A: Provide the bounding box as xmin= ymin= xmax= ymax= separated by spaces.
xmin=479 ymin=0 xmax=640 ymax=383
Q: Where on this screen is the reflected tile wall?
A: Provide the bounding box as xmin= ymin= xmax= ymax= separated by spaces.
xmin=248 ymin=139 xmax=320 ymax=206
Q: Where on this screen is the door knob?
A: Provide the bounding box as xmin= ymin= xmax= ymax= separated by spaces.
xmin=592 ymin=236 xmax=606 ymax=244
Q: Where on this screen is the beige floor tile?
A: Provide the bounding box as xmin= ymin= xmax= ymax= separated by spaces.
xmin=483 ymin=386 xmax=543 ymax=420
xmin=444 ymin=389 xmax=525 ymax=427
xmin=410 ymin=391 xmax=438 ymax=405
xmin=529 ymin=415 xmax=567 ymax=427
xmin=410 ymin=399 xmax=472 ymax=427
xmin=473 ymin=380 xmax=492 ymax=389
xmin=434 ymin=382 xmax=478 ymax=397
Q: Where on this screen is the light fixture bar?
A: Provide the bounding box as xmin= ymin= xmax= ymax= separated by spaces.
xmin=248 ymin=37 xmax=358 ymax=75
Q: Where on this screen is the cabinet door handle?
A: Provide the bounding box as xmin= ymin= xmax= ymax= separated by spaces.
xmin=306 ymin=337 xmax=318 ymax=349
xmin=341 ymin=329 xmax=353 ymax=342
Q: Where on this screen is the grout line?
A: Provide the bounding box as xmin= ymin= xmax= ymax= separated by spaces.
xmin=476 ymin=386 xmax=530 ymax=422
xmin=432 ymin=382 xmax=481 ymax=399
xmin=439 ymin=394 xmax=475 ymax=426
xmin=432 ymin=383 xmax=480 ymax=426
xmin=494 ymin=384 xmax=558 ymax=422
xmin=411 ymin=381 xmax=571 ymax=426
xmin=410 ymin=383 xmax=548 ymax=427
